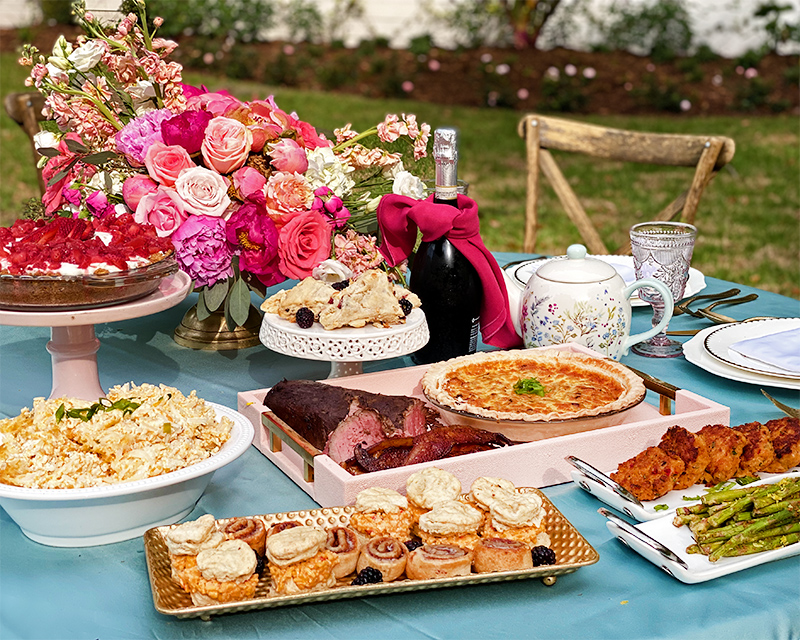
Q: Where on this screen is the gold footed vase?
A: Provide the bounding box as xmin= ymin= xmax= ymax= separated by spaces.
xmin=173 ymin=304 xmax=262 ymax=350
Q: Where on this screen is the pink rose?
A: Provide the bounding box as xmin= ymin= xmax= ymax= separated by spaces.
xmin=134 ymin=186 xmax=188 ymax=236
xmin=201 ymin=116 xmax=252 ymax=174
xmin=122 ymin=174 xmax=158 ymax=210
xmin=277 ymin=210 xmax=333 ymax=280
xmin=86 ymin=190 xmax=115 ymax=218
xmin=144 ymin=142 xmax=195 ymax=186
xmin=174 ymin=166 xmax=232 ymax=217
xmin=232 ymin=166 xmax=267 ymax=201
xmin=269 ymin=138 xmax=308 ymax=174
xmin=263 ymin=171 xmax=313 ymax=228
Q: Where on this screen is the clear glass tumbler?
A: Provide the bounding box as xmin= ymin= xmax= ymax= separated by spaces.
xmin=629 ymin=221 xmax=697 ymax=358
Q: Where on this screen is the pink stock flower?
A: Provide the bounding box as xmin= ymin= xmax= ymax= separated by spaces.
xmin=144 ymin=141 xmax=195 ymax=186
xmin=377 ymin=114 xmax=407 ymax=143
xmin=122 ymin=174 xmax=158 ymax=210
xmin=134 ymin=186 xmax=188 ymax=237
xmin=201 ymin=116 xmax=253 ymax=174
xmin=232 ymin=166 xmax=267 ymax=201
xmin=174 ymin=166 xmax=231 ymax=217
xmin=171 ymin=215 xmax=234 ymax=288
xmin=225 ymin=201 xmax=284 ymax=287
xmin=278 ymin=210 xmax=333 ymax=280
xmin=263 ymin=171 xmax=314 ymax=228
xmin=333 ymin=228 xmax=384 ymax=278
xmin=269 ymin=138 xmax=308 ymax=173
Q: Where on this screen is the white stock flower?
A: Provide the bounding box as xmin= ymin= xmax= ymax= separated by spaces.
xmin=45 ymin=62 xmax=69 ymax=85
xmin=89 ymin=170 xmax=125 ymax=195
xmin=305 ymin=147 xmax=355 ymax=195
xmin=48 ymin=35 xmax=72 ymax=70
xmin=392 ymin=170 xmax=425 ymax=199
xmin=312 ymin=259 xmax=353 ymax=283
xmin=68 ymin=40 xmax=105 ymax=72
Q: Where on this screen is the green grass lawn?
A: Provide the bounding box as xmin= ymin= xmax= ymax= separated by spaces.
xmin=2 ymin=55 xmax=798 ymax=298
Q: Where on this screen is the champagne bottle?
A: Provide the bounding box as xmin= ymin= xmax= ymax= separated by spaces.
xmin=410 ymin=128 xmax=482 ymax=364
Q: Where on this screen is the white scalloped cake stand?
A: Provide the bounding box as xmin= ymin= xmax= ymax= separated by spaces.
xmin=0 ymin=271 xmax=192 ymax=401
xmin=260 ymin=308 xmax=429 ymax=378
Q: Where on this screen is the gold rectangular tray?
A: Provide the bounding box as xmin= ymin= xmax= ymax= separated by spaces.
xmin=144 ymin=488 xmax=599 ymax=620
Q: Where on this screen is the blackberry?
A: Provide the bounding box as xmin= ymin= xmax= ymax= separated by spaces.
xmin=295 ymin=307 xmax=315 ymax=329
xmin=398 ymin=298 xmax=413 ymax=316
xmin=404 ymin=539 xmax=423 ymax=552
xmin=351 ymin=566 xmax=383 ymax=585
xmin=530 ymin=545 xmax=556 ymax=567
xmin=331 ymin=279 xmax=350 ymax=291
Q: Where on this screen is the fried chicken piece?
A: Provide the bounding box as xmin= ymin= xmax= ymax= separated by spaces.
xmin=657 ymin=426 xmax=711 ymax=490
xmin=733 ymin=421 xmax=776 ymax=475
xmin=762 ymin=417 xmax=800 ymax=473
xmin=698 ymin=424 xmax=746 ymax=485
xmin=610 ymin=446 xmax=685 ymax=501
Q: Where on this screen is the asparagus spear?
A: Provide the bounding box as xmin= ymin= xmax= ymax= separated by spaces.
xmin=711 ymin=533 xmax=800 ymax=558
xmin=709 ymin=510 xmax=795 ymax=562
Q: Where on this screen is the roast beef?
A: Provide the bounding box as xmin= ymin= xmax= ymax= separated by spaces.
xmin=263 ymin=379 xmax=430 ymax=463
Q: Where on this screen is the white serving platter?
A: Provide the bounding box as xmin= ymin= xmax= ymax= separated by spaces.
xmin=238 ymin=344 xmax=729 ymax=507
xmin=603 ymin=472 xmax=800 ymax=583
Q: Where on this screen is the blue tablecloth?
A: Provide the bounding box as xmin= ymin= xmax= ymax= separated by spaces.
xmin=1 ymin=252 xmax=799 ymax=640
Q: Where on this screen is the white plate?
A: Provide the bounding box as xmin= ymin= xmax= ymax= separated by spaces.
xmin=684 ymin=325 xmax=800 ymax=391
xmin=0 ymin=402 xmax=254 ymax=547
xmin=603 ymin=472 xmax=800 ymax=583
xmin=506 ymin=255 xmax=706 ymax=307
xmin=703 ymin=318 xmax=800 ymax=380
xmin=571 ymin=468 xmax=800 ymax=522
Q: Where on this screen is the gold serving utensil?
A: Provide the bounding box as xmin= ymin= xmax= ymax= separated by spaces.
xmin=673 ymin=288 xmax=740 ymax=316
xmin=695 ymin=293 xmax=761 ymax=322
xmin=762 ymin=390 xmax=800 ymax=419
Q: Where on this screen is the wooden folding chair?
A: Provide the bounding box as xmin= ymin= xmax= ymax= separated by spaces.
xmin=517 ymin=114 xmax=736 ymax=254
xmin=4 ymin=91 xmax=47 ymax=195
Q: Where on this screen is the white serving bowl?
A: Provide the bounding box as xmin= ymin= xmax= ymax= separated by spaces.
xmin=0 ymin=402 xmax=254 ymax=547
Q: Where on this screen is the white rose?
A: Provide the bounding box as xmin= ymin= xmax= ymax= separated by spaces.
xmin=48 ymin=35 xmax=72 ymax=70
xmin=68 ymin=40 xmax=106 ymax=72
xmin=175 ymin=166 xmax=232 ymax=218
xmin=33 ymin=130 xmax=60 ymax=155
xmin=312 ymin=259 xmax=353 ymax=283
xmin=392 ymin=170 xmax=425 ymax=199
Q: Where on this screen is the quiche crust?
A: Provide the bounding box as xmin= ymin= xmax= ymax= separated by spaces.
xmin=421 ymin=350 xmax=645 ymax=423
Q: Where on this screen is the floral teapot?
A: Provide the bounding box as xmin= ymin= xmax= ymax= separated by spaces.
xmin=518 ymin=244 xmax=674 ymax=360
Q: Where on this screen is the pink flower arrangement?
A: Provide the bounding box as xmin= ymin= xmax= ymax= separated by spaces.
xmin=19 ymin=1 xmax=430 ymax=329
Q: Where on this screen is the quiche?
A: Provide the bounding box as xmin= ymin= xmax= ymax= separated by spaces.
xmin=422 ymin=350 xmax=646 ymax=423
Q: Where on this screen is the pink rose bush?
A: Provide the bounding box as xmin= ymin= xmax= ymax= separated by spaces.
xmin=19 ymin=0 xmax=431 ymax=330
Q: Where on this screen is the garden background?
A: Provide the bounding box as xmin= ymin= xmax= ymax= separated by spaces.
xmin=1 ymin=0 xmax=798 ymax=297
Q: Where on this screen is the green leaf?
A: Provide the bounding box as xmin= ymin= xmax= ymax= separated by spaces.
xmin=64 ymin=138 xmax=88 ymax=154
xmin=229 ymin=276 xmax=252 ymax=328
xmin=654 ymin=504 xmax=669 ymax=511
xmin=37 ymin=147 xmax=61 ymax=158
xmin=204 ymin=279 xmax=229 ymax=312
xmin=47 ymin=157 xmax=79 ymax=186
xmin=196 ymin=290 xmax=211 ymax=321
xmin=513 ymin=377 xmax=546 ymax=396
xmin=55 ymin=403 xmax=66 ymax=423
xmin=83 ymin=151 xmax=118 ymax=165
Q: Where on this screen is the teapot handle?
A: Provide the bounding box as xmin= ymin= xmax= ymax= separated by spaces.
xmin=620 ymin=279 xmax=674 ymax=355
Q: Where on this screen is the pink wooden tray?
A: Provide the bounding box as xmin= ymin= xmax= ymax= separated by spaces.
xmin=237 ymin=344 xmax=729 ymax=507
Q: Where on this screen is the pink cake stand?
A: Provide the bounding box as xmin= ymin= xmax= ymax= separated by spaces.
xmin=0 ymin=271 xmax=192 ymax=401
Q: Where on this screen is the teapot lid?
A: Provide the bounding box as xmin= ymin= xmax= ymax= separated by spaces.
xmin=536 ymin=244 xmax=618 ymax=283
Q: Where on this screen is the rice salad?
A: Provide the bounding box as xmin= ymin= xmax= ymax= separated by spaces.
xmin=0 ymin=383 xmax=232 ymax=489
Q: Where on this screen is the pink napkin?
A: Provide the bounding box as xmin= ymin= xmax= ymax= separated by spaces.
xmin=377 ymin=193 xmax=522 ymax=349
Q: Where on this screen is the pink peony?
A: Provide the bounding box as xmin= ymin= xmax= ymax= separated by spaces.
xmin=134 ymin=186 xmax=188 ymax=237
xmin=201 ymin=116 xmax=252 ymax=174
xmin=277 ymin=210 xmax=333 ymax=280
xmin=160 ymin=110 xmax=213 ymax=155
xmin=144 ymin=142 xmax=195 ymax=187
xmin=174 ymin=166 xmax=231 ymax=217
xmin=263 ymin=171 xmax=313 ymax=228
xmin=232 ymin=166 xmax=267 ymax=201
xmin=269 ymin=138 xmax=308 ymax=174
xmin=226 ymin=201 xmax=285 ymax=287
xmin=85 ymin=190 xmax=115 ymax=217
xmin=171 ymin=215 xmax=233 ymax=288
xmin=122 ymin=174 xmax=158 ymax=210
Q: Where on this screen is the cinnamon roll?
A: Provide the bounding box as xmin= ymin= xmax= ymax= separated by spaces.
xmin=472 ymin=537 xmax=534 ymax=573
xmin=224 ymin=517 xmax=267 ymax=557
xmin=406 ymin=543 xmax=473 ymax=580
xmin=326 ymin=526 xmax=361 ymax=579
xmin=356 ymin=536 xmax=408 ymax=582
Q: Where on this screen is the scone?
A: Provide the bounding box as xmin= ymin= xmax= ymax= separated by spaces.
xmin=265 ymin=525 xmax=338 ymax=595
xmin=356 ymin=536 xmax=408 ymax=582
xmin=187 ymin=539 xmax=259 ymax=606
xmin=349 ymin=487 xmax=413 ymax=542
xmin=468 ymin=476 xmax=517 ymax=512
xmin=162 ymin=514 xmax=225 ymax=590
xmin=481 ymin=491 xmax=551 ymax=549
xmin=223 ymin=517 xmax=267 ymax=573
xmin=326 ymin=526 xmax=361 ymax=579
xmin=406 ymin=543 xmax=473 ymax=580
xmin=405 ymin=467 xmax=462 ymax=530
xmin=472 ymin=537 xmax=534 ymax=573
xmin=261 ymin=277 xmax=336 ymax=321
xmin=416 ymin=499 xmax=483 ymax=550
